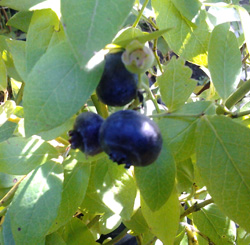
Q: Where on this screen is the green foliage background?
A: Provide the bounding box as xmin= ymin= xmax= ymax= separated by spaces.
xmin=0 ymin=0 xmax=250 ymax=244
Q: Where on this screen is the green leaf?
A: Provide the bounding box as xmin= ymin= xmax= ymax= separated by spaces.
xmin=0 ymin=36 xmax=22 ymax=81
xmin=134 ymin=143 xmax=175 ymax=211
xmin=0 ymin=173 xmax=23 ymax=189
xmin=158 ymin=101 xmax=215 ymax=162
xmin=123 ymin=208 xmax=150 ymax=235
xmin=7 ymin=11 xmax=33 ymax=33
xmin=61 ymin=0 xmax=134 ymax=68
xmin=0 ymin=121 xmax=16 ymax=142
xmin=1 ymin=211 xmax=15 ymax=245
xmin=26 ymin=9 xmax=60 ymax=74
xmin=0 ymin=136 xmax=58 ymax=175
xmin=114 ymin=28 xmax=173 ymax=48
xmin=48 ymin=161 xmax=91 ymax=233
xmin=208 ymin=23 xmax=242 ymax=101
xmin=141 ymin=188 xmax=180 ymax=244
xmin=9 ymin=161 xmax=64 ymax=244
xmin=152 ymin=1 xmax=210 ymax=66
xmin=0 ymin=56 xmax=7 ymax=91
xmin=0 ymin=0 xmax=60 ymax=16
xmin=61 ymin=218 xmax=96 ymax=245
xmin=236 ymin=5 xmax=250 ymax=54
xmin=38 ymin=117 xmax=74 ymax=141
xmin=171 ymin=0 xmax=201 ymax=21
xmin=94 ymin=158 xmax=137 ymax=220
xmin=46 ymin=232 xmax=66 ymax=245
xmin=196 ymin=115 xmax=250 ymax=232
xmin=23 ymin=41 xmax=103 ymax=137
xmin=176 ymin=158 xmax=194 ymax=194
xmin=193 ymin=203 xmax=236 ymax=244
xmin=236 ymin=227 xmax=250 ymax=245
xmin=0 ymin=100 xmax=16 ymax=127
xmin=158 ymin=56 xmax=197 ymax=111
xmin=6 ymin=39 xmax=27 ymax=81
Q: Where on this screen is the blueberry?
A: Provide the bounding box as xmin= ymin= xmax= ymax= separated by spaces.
xmin=99 ymin=110 xmax=163 ymax=167
xmin=96 ymin=51 xmax=138 ymax=107
xmin=69 ymin=112 xmax=104 ymax=156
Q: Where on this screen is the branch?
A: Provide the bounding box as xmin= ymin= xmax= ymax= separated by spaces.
xmin=180 ymin=198 xmax=214 ymax=219
xmin=181 ymin=223 xmax=215 ymax=245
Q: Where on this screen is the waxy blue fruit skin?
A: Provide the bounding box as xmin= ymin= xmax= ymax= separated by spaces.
xmin=69 ymin=112 xmax=104 ymax=156
xmin=96 ymin=52 xmax=138 ymax=107
xmin=99 ymin=110 xmax=163 ymax=167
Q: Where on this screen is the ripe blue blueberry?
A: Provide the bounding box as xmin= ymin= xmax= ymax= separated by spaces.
xmin=96 ymin=51 xmax=138 ymax=107
xmin=69 ymin=112 xmax=104 ymax=156
xmin=99 ymin=110 xmax=162 ymax=167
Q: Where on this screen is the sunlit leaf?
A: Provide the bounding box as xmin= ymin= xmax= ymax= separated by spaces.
xmin=9 ymin=161 xmax=64 ymax=244
xmin=0 ymin=136 xmax=58 ymax=175
xmin=208 ymin=23 xmax=241 ymax=100
xmin=196 ymin=115 xmax=250 ymax=232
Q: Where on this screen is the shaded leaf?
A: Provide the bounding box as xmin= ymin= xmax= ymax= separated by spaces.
xmin=0 ymin=56 xmax=7 ymax=91
xmin=134 ymin=143 xmax=175 ymax=211
xmin=61 ymin=218 xmax=96 ymax=245
xmin=7 ymin=11 xmax=33 ymax=33
xmin=158 ymin=56 xmax=197 ymax=111
xmin=208 ymin=23 xmax=241 ymax=100
xmin=0 ymin=121 xmax=16 ymax=142
xmin=0 ymin=136 xmax=58 ymax=175
xmin=9 ymin=161 xmax=64 ymax=244
xmin=193 ymin=203 xmax=236 ymax=244
xmin=141 ymin=189 xmax=180 ymax=245
xmin=123 ymin=208 xmax=150 ymax=235
xmin=176 ymin=158 xmax=194 ymax=193
xmin=61 ymin=0 xmax=134 ymax=68
xmin=196 ymin=115 xmax=250 ymax=232
xmin=0 ymin=36 xmax=22 ymax=81
xmin=23 ymin=40 xmax=103 ymax=137
xmin=46 ymin=232 xmax=66 ymax=245
xmin=1 ymin=211 xmax=15 ymax=245
xmin=7 ymin=40 xmax=27 ymax=81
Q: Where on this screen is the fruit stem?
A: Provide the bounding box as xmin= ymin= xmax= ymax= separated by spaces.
xmin=141 ymin=82 xmax=161 ymax=113
xmin=91 ymin=94 xmax=109 ymax=118
xmin=132 ymin=0 xmax=150 ymax=28
xmin=225 ymin=78 xmax=250 ymax=109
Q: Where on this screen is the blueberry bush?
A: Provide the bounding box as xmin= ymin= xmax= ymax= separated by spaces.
xmin=0 ymin=0 xmax=250 ymax=244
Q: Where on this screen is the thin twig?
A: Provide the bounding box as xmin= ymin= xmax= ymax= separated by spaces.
xmin=180 ymin=198 xmax=214 ymax=219
xmin=104 ymin=228 xmax=130 ymax=245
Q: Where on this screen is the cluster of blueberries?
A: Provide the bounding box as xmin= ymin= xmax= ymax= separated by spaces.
xmin=69 ymin=51 xmax=162 ymax=168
